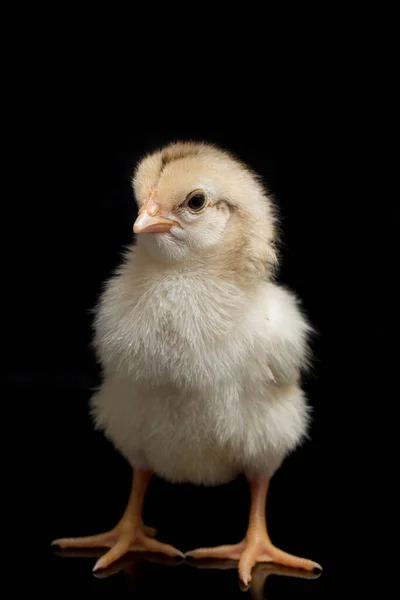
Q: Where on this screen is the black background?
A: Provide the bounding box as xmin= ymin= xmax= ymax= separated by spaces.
xmin=3 ymin=38 xmax=390 ymax=597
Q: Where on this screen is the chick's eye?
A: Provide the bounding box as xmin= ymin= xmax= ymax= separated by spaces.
xmin=187 ymin=192 xmax=207 ymax=212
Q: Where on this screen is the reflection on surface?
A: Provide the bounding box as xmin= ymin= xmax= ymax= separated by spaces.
xmin=188 ymin=559 xmax=321 ymax=597
xmin=53 ymin=547 xmax=321 ymax=598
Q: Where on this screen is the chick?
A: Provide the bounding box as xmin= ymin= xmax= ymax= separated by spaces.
xmin=52 ymin=141 xmax=322 ymax=585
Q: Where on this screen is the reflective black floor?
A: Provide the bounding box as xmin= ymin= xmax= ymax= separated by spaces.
xmin=47 ymin=550 xmax=325 ymax=599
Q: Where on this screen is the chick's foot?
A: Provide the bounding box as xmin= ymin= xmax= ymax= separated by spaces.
xmin=51 ymin=468 xmax=184 ymax=572
xmin=53 ymin=522 xmax=183 ymax=571
xmin=186 ymin=534 xmax=321 ymax=586
xmin=185 ymin=476 xmax=322 ymax=586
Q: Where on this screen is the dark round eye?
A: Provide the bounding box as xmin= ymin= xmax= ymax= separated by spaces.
xmin=187 ymin=192 xmax=207 ymax=212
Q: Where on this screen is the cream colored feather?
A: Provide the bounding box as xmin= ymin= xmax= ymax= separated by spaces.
xmin=90 ymin=141 xmax=313 ymax=486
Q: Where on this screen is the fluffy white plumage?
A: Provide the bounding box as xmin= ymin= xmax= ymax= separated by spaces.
xmin=90 ymin=141 xmax=313 ymax=487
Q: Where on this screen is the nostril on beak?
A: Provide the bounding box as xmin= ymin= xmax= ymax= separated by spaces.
xmin=146 ymin=200 xmax=160 ymax=217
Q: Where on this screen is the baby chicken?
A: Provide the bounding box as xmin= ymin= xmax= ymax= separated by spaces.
xmin=52 ymin=141 xmax=322 ymax=585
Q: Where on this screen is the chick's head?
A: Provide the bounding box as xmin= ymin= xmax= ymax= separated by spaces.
xmin=132 ymin=141 xmax=278 ymax=280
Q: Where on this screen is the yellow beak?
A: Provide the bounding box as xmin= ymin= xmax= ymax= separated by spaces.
xmin=133 ymin=210 xmax=178 ymax=234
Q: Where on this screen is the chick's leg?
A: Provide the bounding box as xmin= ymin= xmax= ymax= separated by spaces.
xmin=52 ymin=468 xmax=183 ymax=571
xmin=186 ymin=477 xmax=321 ymax=586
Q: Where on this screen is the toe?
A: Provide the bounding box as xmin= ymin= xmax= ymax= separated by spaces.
xmin=238 ymin=546 xmax=259 ymax=586
xmin=186 ymin=543 xmax=244 ymax=561
xmin=52 ymin=532 xmax=115 ymax=549
xmin=93 ymin=538 xmax=132 ymax=572
xmin=268 ymin=546 xmax=322 ymax=572
xmin=142 ymin=536 xmax=184 ymax=558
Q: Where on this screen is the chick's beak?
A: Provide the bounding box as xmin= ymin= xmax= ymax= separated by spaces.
xmin=133 ymin=203 xmax=178 ymax=234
